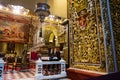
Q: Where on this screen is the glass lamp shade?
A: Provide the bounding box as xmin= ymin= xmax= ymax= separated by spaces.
xmin=35 ymin=3 xmax=50 ymax=23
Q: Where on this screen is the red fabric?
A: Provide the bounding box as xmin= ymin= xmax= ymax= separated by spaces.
xmin=30 ymin=52 xmax=38 ymax=60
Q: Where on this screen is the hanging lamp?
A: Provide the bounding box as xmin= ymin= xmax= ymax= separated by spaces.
xmin=34 ymin=1 xmax=50 ymax=23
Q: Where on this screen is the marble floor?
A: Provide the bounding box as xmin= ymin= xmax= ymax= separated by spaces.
xmin=4 ymin=69 xmax=35 ymax=80
xmin=3 ymin=69 xmax=70 ymax=80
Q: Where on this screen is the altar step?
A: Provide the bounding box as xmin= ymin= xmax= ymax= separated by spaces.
xmin=59 ymin=78 xmax=71 ymax=80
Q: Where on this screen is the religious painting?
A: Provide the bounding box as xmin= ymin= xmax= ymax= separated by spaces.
xmin=78 ymin=9 xmax=88 ymax=30
xmin=0 ymin=19 xmax=29 ymax=43
xmin=0 ymin=11 xmax=30 ymax=43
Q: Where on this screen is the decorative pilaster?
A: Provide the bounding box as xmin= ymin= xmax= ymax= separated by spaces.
xmin=99 ymin=0 xmax=118 ymax=73
xmin=110 ymin=0 xmax=120 ymax=71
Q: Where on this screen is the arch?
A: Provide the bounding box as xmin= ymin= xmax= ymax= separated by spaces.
xmin=45 ymin=25 xmax=59 ymax=46
xmin=49 ymin=33 xmax=55 ymax=42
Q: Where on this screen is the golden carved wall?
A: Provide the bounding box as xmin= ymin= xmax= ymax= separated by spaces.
xmin=68 ymin=0 xmax=106 ymax=72
xmin=110 ymin=0 xmax=120 ymax=71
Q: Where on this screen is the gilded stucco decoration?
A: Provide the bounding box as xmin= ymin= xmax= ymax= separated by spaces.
xmin=68 ymin=0 xmax=105 ymax=72
xmin=43 ymin=23 xmax=59 ymax=47
xmin=110 ymin=0 xmax=120 ymax=71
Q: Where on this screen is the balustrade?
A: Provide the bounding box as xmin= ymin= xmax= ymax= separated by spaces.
xmin=35 ymin=58 xmax=67 ymax=79
xmin=0 ymin=58 xmax=5 ymax=80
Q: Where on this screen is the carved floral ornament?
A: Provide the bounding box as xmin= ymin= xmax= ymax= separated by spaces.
xmin=70 ymin=0 xmax=95 ymax=30
xmin=69 ymin=0 xmax=105 ymax=71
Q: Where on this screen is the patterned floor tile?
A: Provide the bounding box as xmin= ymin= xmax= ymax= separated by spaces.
xmin=4 ymin=69 xmax=35 ymax=80
xmin=3 ymin=69 xmax=69 ymax=80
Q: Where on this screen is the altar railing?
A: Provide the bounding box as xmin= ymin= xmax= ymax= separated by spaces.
xmin=35 ymin=58 xmax=67 ymax=79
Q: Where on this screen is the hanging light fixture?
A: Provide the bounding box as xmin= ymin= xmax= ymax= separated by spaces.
xmin=34 ymin=0 xmax=50 ymax=43
xmin=34 ymin=2 xmax=50 ymax=23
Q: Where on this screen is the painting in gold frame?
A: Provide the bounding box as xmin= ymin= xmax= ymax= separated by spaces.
xmin=0 ymin=12 xmax=30 ymax=43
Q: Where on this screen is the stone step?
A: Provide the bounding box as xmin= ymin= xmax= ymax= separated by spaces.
xmin=59 ymin=78 xmax=71 ymax=80
xmin=49 ymin=78 xmax=71 ymax=80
